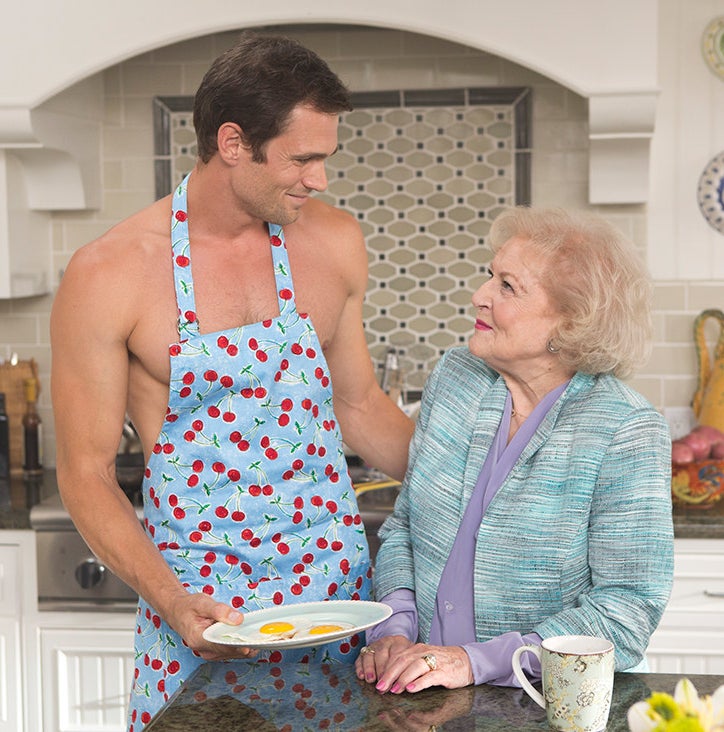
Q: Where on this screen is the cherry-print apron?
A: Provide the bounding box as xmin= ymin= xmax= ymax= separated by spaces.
xmin=127 ymin=174 xmax=372 ymax=730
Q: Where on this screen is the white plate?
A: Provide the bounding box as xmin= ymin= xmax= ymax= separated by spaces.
xmin=697 ymin=151 xmax=724 ymax=234
xmin=202 ymin=600 xmax=392 ymax=649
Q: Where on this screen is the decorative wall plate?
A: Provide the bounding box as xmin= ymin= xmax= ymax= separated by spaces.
xmin=702 ymin=16 xmax=724 ymax=80
xmin=697 ymin=151 xmax=724 ymax=234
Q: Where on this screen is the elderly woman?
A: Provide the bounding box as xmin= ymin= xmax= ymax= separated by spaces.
xmin=356 ymin=206 xmax=673 ymax=695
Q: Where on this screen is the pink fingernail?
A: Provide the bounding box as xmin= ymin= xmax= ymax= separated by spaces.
xmin=376 ymin=681 xmax=386 ymax=692
xmin=406 ymin=683 xmax=416 ymax=691
xmin=366 ymin=673 xmax=375 ymax=682
xmin=390 ymin=683 xmax=401 ymax=694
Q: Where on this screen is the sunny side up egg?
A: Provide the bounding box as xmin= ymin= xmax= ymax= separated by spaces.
xmin=222 ymin=619 xmax=354 ymax=644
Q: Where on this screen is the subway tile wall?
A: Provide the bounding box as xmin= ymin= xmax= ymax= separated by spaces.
xmin=0 ymin=25 xmax=721 ymax=465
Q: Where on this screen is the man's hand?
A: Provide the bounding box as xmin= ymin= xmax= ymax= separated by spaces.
xmin=166 ymin=592 xmax=257 ymax=661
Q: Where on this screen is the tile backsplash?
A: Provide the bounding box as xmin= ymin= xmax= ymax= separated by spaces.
xmin=0 ymin=25 xmax=721 ymax=465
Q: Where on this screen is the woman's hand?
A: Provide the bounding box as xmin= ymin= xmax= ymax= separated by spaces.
xmin=370 ymin=642 xmax=474 ymax=694
xmin=355 ymin=635 xmax=414 ymax=684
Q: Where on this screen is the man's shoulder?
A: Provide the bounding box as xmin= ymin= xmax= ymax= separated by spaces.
xmin=294 ymin=197 xmax=361 ymax=237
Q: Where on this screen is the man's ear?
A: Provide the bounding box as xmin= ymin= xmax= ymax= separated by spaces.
xmin=217 ymin=122 xmax=249 ymax=164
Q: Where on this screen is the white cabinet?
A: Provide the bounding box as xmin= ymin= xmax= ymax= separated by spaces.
xmin=646 ymin=538 xmax=724 ymax=674
xmin=38 ymin=624 xmax=135 ymax=732
xmin=0 ymin=543 xmax=23 ymax=732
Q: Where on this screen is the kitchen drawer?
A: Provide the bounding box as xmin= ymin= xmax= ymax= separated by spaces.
xmin=0 ymin=545 xmax=20 ymax=616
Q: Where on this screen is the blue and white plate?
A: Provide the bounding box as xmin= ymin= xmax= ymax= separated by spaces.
xmin=697 ymin=151 xmax=724 ymax=234
xmin=202 ymin=599 xmax=392 ymax=649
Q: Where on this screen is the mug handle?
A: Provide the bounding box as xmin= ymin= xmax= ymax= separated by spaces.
xmin=511 ymin=644 xmax=544 ymax=708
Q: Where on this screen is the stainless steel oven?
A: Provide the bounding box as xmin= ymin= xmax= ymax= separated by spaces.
xmin=30 ymin=492 xmax=141 ymax=612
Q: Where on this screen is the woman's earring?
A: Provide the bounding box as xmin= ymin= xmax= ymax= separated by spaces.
xmin=547 ymin=340 xmax=560 ymax=354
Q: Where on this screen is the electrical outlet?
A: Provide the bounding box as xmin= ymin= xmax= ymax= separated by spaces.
xmin=663 ymin=407 xmax=696 ymax=440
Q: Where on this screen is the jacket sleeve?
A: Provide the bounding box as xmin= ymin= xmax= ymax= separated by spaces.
xmin=372 ymin=352 xmax=445 ymax=601
xmin=533 ymin=406 xmax=674 ymax=670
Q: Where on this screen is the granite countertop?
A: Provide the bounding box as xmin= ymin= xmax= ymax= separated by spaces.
xmin=145 ymin=661 xmax=723 ymax=732
xmin=1 ymin=468 xmax=724 ymax=539
xmin=0 ymin=469 xmax=57 ymax=529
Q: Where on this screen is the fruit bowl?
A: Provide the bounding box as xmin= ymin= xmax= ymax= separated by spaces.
xmin=671 ymin=459 xmax=724 ymax=508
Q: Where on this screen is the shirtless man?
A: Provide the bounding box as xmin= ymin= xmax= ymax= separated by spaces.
xmin=50 ymin=34 xmax=414 ymax=728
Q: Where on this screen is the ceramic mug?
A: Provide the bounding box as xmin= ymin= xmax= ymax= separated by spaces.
xmin=511 ymin=635 xmax=614 ymax=732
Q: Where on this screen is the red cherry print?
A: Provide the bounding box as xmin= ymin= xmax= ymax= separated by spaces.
xmin=280 ymin=398 xmax=293 ymax=411
xmin=273 ymin=592 xmax=283 ymax=605
xmin=260 ymin=436 xmax=270 ymax=448
xmin=225 ymin=670 xmax=238 ymax=684
xmin=355 ymin=576 xmax=364 ymax=589
xmin=225 ymin=555 xmax=239 ymax=565
xmin=280 ymin=358 xmax=289 ymax=370
xmin=198 ymin=520 xmax=212 ymax=532
xmin=215 ymin=506 xmax=229 ymax=519
xmin=317 ymin=445 xmax=326 ymax=457
xmin=175 ymin=255 xmax=190 ymax=267
xmin=326 ymin=500 xmax=338 ymax=513
xmin=217 ymin=336 xmax=229 ymax=349
xmin=314 ymin=367 xmax=324 ymax=379
xmin=248 ymin=337 xmax=259 ymax=350
xmin=330 ymin=472 xmax=339 ymax=483
xmin=248 ymin=485 xmax=261 ymax=497
xmin=212 ymin=461 xmax=225 ymax=473
xmin=231 ymin=596 xmax=244 ymax=608
xmin=306 ymin=444 xmax=316 ymax=455
xmin=179 ymin=386 xmax=191 ymax=398
xmin=277 ymin=542 xmax=290 ymax=555
xmin=353 ymin=514 xmax=362 ymax=525
xmin=270 ymin=235 xmax=282 ymax=247
xmin=222 ymin=411 xmax=235 ymax=422
xmin=316 ymin=537 xmax=328 ymax=549
xmin=256 ymin=349 xmax=268 ymax=362
xmin=192 ymin=460 xmax=204 ymax=472
xmin=274 ymin=371 xmax=282 ymax=382
xmin=207 ymin=405 xmax=221 ymax=418
xmin=293 ymin=496 xmax=304 ymax=509
xmin=292 ymin=511 xmax=303 ymax=524
xmin=168 ymin=494 xmax=178 ymax=507
xmin=301 ymin=398 xmax=312 ymax=410
xmin=169 ymin=344 xmax=181 ymax=356
xmin=262 ymin=319 xmax=273 ymax=328
xmin=241 ymin=529 xmax=254 ymax=541
xmin=282 ymin=470 xmax=294 ymax=480
xmin=204 ymin=369 xmax=218 ymax=382
xmin=305 ymin=348 xmax=316 ymax=359
xmin=278 ymin=414 xmax=290 ymax=427
xmin=162 ymin=443 xmax=174 ymax=454
xmin=175 ymin=210 xmax=187 ymax=222
xmin=292 ymin=563 xmax=304 ymax=574
xmin=324 ymin=464 xmax=334 ymax=476
xmin=327 ymin=582 xmax=338 ymax=596
xmin=342 ymin=515 xmax=353 ymax=526
xmin=151 ymin=658 xmax=162 ymax=670
xmin=182 ymin=372 xmax=195 ymax=385
xmin=249 ymin=537 xmax=261 ymax=548
xmin=153 ymin=443 xmax=162 ymax=454
xmin=220 ymin=375 xmax=233 ymax=388
xmin=202 ymin=585 xmax=214 ymax=595
xmin=240 ymin=562 xmax=252 ymax=574
xmin=331 ymin=540 xmax=343 ymax=552
xmin=229 ymin=431 xmax=241 ymax=443
xmin=302 ymin=553 xmax=314 ymax=564
xmin=237 ymin=440 xmax=250 ymax=451
xmin=312 ymin=406 xmax=319 ymax=418
xmin=291 ymin=583 xmax=303 ymax=595
xmin=340 ymin=559 xmax=350 ymax=575
xmin=204 ymin=551 xmax=216 ymax=563
xmin=232 ymin=510 xmax=245 ymax=521
xmin=184 ymin=430 xmax=196 ymax=442
xmin=227 ymin=344 xmax=239 ymax=356
xmin=192 ymin=419 xmax=203 ymax=432
xmin=168 ymin=660 xmax=181 ymax=674
xmin=241 ymin=387 xmax=254 ymax=399
xmin=185 ymin=310 xmax=196 ymax=323
xmin=322 ymin=377 xmax=330 ymax=387
xmin=255 ymin=387 xmax=267 ymax=398
xmin=265 ymin=447 xmax=278 ymax=459
xmin=271 ymin=532 xmax=282 ymax=544
xmin=299 ymin=575 xmax=310 ymax=587
xmin=227 ymin=469 xmax=240 ymax=482
xmin=200 ymin=565 xmax=212 ymax=578
xmin=141 ymin=712 xmax=152 ymax=724
xmin=262 ymin=484 xmax=273 ymax=496
xmin=291 ymin=343 xmax=303 ymax=355
xmin=311 ymin=495 xmax=323 ymax=507
xmin=279 ymin=288 xmax=293 ymax=300
xmin=173 ymin=507 xmax=186 ymax=520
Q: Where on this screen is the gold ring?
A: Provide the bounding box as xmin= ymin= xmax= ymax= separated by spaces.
xmin=422 ymin=653 xmax=437 ymax=672
xmin=360 ymin=646 xmax=375 ymax=655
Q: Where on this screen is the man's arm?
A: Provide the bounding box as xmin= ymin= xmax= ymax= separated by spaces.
xmin=51 ymin=236 xmax=246 ymax=659
xmin=322 ymin=216 xmax=414 ymax=481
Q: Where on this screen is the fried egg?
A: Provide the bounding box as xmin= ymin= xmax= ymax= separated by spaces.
xmin=221 ymin=618 xmax=353 ymax=644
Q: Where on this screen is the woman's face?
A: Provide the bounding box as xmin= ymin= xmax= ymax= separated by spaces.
xmin=469 ymin=236 xmax=562 ymax=378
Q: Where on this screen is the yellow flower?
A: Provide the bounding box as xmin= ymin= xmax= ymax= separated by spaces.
xmin=628 ymin=680 xmax=724 ymax=732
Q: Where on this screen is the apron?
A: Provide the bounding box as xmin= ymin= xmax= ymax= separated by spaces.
xmin=127 ymin=174 xmax=372 ymax=730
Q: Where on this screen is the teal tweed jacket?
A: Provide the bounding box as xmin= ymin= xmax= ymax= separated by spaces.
xmin=374 ymin=347 xmax=674 ymax=671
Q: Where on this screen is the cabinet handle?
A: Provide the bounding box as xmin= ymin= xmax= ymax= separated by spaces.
xmin=704 ymin=590 xmax=724 ymax=598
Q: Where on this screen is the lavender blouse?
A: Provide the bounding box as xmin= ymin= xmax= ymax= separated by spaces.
xmin=367 ymin=382 xmax=569 ymax=686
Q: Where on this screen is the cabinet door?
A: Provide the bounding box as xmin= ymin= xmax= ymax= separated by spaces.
xmin=40 ymin=627 xmax=134 ymax=732
xmin=0 ymin=545 xmax=22 ymax=732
